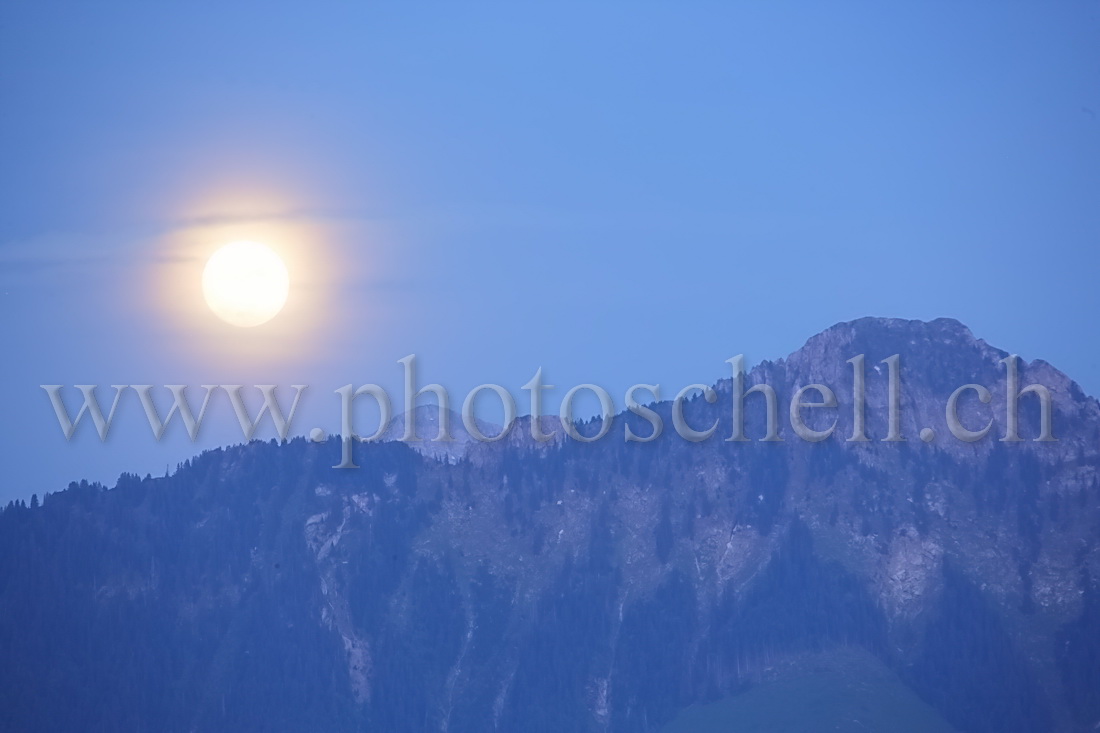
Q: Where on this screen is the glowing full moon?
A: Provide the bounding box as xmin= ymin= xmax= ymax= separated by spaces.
xmin=202 ymin=241 xmax=289 ymax=327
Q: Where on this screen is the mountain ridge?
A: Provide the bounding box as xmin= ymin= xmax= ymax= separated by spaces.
xmin=2 ymin=317 xmax=1098 ymax=733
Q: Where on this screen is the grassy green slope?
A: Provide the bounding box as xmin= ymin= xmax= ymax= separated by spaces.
xmin=660 ymin=648 xmax=959 ymax=733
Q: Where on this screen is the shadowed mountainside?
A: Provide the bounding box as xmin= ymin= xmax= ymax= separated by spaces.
xmin=2 ymin=317 xmax=1099 ymax=732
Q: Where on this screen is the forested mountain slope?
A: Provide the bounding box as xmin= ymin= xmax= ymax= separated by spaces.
xmin=2 ymin=318 xmax=1098 ymax=732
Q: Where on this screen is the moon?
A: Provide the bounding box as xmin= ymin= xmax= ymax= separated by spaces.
xmin=202 ymin=241 xmax=289 ymax=327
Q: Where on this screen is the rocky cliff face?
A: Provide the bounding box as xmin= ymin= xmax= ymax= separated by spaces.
xmin=2 ymin=318 xmax=1098 ymax=733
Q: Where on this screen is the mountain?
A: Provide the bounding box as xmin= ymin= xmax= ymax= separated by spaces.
xmin=1 ymin=317 xmax=1098 ymax=732
xmin=378 ymin=403 xmax=502 ymax=462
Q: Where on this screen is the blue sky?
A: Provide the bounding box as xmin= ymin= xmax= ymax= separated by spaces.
xmin=1 ymin=3 xmax=1098 ymax=502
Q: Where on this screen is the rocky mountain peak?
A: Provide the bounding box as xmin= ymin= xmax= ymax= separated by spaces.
xmin=3 ymin=318 xmax=1099 ymax=733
